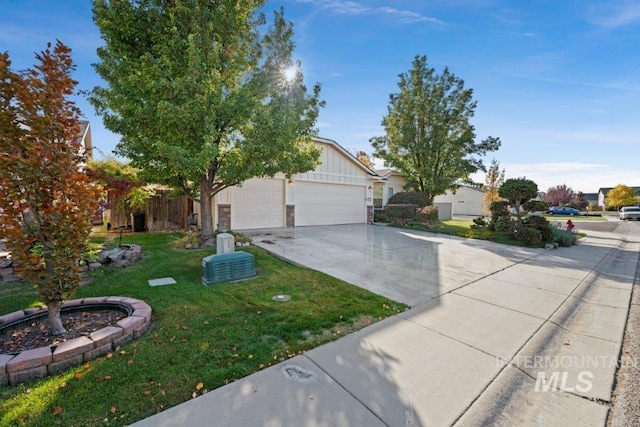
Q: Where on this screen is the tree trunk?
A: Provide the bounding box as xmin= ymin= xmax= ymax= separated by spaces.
xmin=199 ymin=178 xmax=215 ymax=247
xmin=48 ymin=302 xmax=67 ymax=335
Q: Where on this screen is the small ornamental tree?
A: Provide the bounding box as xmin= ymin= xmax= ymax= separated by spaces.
xmin=499 ymin=178 xmax=538 ymax=226
xmin=483 ymin=159 xmax=505 ymax=214
xmin=0 ymin=42 xmax=100 ymax=335
xmin=543 ymin=184 xmax=574 ymax=206
xmin=605 ymin=184 xmax=638 ymax=210
xmin=88 ymin=158 xmax=154 ymax=228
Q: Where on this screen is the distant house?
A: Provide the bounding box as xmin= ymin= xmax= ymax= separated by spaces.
xmin=582 ymin=193 xmax=599 ymax=208
xmin=598 ymin=187 xmax=640 ymax=209
xmin=433 ymin=185 xmax=485 ymax=216
xmin=373 ymin=169 xmax=406 ymax=209
xmin=372 ymin=170 xmax=485 ymax=216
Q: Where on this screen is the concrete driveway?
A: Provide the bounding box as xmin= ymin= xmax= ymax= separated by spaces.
xmin=136 ymin=222 xmax=639 ymax=426
xmin=249 ymin=224 xmax=541 ymax=306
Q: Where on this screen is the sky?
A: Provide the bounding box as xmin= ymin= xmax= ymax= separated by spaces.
xmin=1 ymin=0 xmax=639 ymax=194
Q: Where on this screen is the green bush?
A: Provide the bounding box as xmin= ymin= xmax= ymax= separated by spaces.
xmin=524 ymin=216 xmax=554 ymax=242
xmin=416 ymin=206 xmax=438 ymax=224
xmin=553 ymin=228 xmax=577 ymax=246
xmin=514 ymin=226 xmax=542 ymax=246
xmin=385 ymin=204 xmax=417 ymax=225
xmin=489 ymin=201 xmax=510 ymax=231
xmin=387 ymin=192 xmax=432 ymax=208
xmin=374 ymin=210 xmax=391 ymax=223
xmin=493 ymin=216 xmax=515 ymax=233
xmin=471 ymin=216 xmax=488 ymax=229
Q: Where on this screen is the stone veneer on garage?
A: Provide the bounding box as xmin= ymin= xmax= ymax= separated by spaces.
xmin=0 ymin=296 xmax=152 ymax=386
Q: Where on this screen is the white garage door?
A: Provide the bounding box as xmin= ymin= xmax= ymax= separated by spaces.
xmin=295 ymin=182 xmax=366 ymax=226
xmin=231 ymin=178 xmax=284 ymax=229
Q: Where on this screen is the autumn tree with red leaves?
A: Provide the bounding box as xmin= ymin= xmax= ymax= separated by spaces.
xmin=0 ymin=41 xmax=100 ymax=335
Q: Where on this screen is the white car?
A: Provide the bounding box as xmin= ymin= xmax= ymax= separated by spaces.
xmin=619 ymin=206 xmax=640 ymax=220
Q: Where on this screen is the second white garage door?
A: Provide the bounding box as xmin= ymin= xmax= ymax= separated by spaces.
xmin=295 ymin=181 xmax=366 ymax=226
xmin=231 ymin=178 xmax=285 ymax=229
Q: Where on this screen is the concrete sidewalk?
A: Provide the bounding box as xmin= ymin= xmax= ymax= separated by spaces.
xmin=133 ymin=222 xmax=639 ymax=426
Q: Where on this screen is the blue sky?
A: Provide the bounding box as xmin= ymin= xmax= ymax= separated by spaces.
xmin=1 ymin=0 xmax=638 ymax=194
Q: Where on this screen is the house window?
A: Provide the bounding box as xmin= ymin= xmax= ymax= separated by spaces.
xmin=388 ymin=188 xmax=394 ymax=198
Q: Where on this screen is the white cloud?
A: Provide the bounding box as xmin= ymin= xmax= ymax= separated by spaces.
xmin=472 ymin=161 xmax=638 ymax=193
xmin=294 ymin=0 xmax=444 ymax=25
xmin=590 ymin=1 xmax=640 ymax=28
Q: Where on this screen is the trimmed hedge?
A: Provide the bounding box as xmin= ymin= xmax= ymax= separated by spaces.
xmin=387 ymin=192 xmax=432 ymax=208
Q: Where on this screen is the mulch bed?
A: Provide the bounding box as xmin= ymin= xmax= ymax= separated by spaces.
xmin=0 ymin=309 xmax=127 ymax=354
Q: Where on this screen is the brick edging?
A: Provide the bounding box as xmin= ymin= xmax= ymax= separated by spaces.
xmin=0 ymin=297 xmax=152 ymax=386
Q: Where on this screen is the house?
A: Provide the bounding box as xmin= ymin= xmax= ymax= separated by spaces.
xmin=205 ymin=137 xmax=379 ymax=230
xmin=598 ymin=187 xmax=640 ymax=209
xmin=373 ymin=170 xmax=485 ymax=217
xmin=373 ymin=169 xmax=406 ymax=209
xmin=433 ymin=185 xmax=485 ymax=216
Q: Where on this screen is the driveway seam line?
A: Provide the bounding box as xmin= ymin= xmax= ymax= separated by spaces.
xmin=302 ymin=354 xmax=390 ymax=427
xmin=452 ymin=238 xmax=625 ymax=424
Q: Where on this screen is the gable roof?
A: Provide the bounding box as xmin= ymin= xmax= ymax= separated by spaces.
xmin=598 ymin=186 xmax=640 ymax=195
xmin=313 ymin=136 xmax=380 ymax=178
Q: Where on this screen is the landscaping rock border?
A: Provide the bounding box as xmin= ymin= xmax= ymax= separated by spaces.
xmin=0 ymin=244 xmax=143 ymax=284
xmin=0 ymin=296 xmax=152 ymax=386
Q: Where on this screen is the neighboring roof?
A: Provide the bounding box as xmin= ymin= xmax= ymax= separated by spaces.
xmin=312 ymin=136 xmax=380 ymax=178
xmin=598 ymin=187 xmax=640 ymax=195
xmin=374 ymin=168 xmax=404 ymax=179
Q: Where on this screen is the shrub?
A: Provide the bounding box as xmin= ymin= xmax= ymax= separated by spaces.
xmin=173 ymin=231 xmax=200 ymax=249
xmin=387 ymin=192 xmax=432 ymax=208
xmin=374 ymin=210 xmax=391 ymax=223
xmin=385 ymin=204 xmax=417 ymax=224
xmin=524 ymin=216 xmax=554 ymax=242
xmin=416 ymin=206 xmax=438 ymax=225
xmin=489 ymin=201 xmax=510 ymax=231
xmin=523 ymin=200 xmax=548 ymax=213
xmin=514 ymin=226 xmax=542 ymax=246
xmin=493 ymin=216 xmax=515 ymax=233
xmin=471 ymin=216 xmax=488 ymax=229
xmin=553 ymin=228 xmax=577 ymax=246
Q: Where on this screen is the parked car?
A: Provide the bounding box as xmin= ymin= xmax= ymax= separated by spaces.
xmin=619 ymin=206 xmax=640 ymax=220
xmin=547 ymin=207 xmax=581 ymax=216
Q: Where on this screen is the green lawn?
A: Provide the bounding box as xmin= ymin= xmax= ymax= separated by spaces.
xmin=0 ymin=233 xmax=406 ymax=426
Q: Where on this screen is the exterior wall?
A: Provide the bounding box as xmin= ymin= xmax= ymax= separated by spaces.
xmin=433 ymin=186 xmax=484 ymax=216
xmin=383 ymin=174 xmax=407 ymax=206
xmin=208 ymin=138 xmax=375 ymax=230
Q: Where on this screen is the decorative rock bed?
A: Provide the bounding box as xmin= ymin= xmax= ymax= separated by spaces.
xmin=0 ymin=244 xmax=143 ymax=284
xmin=0 ymin=296 xmax=152 ymax=386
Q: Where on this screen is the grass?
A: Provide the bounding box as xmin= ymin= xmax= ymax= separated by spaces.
xmin=0 ymin=233 xmax=407 ymax=426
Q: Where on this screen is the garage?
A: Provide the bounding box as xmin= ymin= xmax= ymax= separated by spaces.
xmin=295 ymin=181 xmax=366 ymax=226
xmin=230 ymin=178 xmax=285 ymax=229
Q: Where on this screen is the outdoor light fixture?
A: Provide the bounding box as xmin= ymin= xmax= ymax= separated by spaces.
xmin=287 ymin=179 xmax=294 ymax=186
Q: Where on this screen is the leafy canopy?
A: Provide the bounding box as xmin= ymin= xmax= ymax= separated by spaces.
xmin=90 ymin=0 xmax=323 ymax=241
xmin=483 ymin=159 xmax=505 ymax=214
xmin=499 ymin=177 xmax=538 ymax=225
xmin=605 ymin=184 xmax=639 ymax=209
xmin=543 ymin=184 xmax=574 ymax=206
xmin=371 ymin=55 xmax=500 ymax=201
xmin=0 ymin=42 xmax=100 ymax=334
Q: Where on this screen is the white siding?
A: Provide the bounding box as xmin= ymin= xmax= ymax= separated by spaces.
xmin=295 ymin=181 xmax=366 ymax=226
xmin=230 ymin=178 xmax=285 ymax=229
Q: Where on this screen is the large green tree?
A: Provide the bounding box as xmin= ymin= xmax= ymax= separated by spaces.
xmin=371 ymin=55 xmax=500 ymax=201
xmin=0 ymin=42 xmax=100 ymax=335
xmin=90 ymin=0 xmax=323 ymax=244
